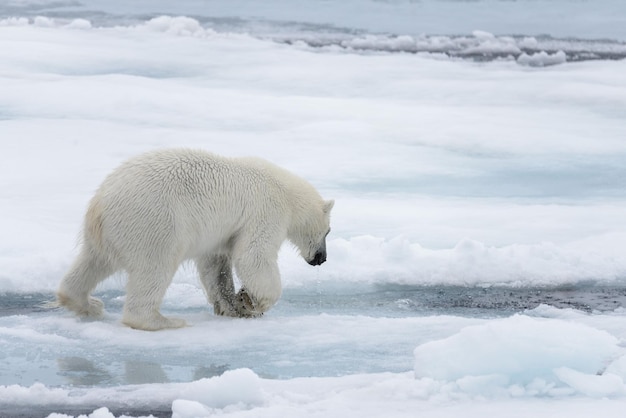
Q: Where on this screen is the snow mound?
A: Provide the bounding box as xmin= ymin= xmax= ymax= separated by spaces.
xmin=173 ymin=368 xmax=264 ymax=416
xmin=0 ymin=15 xmax=218 ymax=38
xmin=517 ymin=50 xmax=567 ymax=67
xmin=288 ymin=30 xmax=626 ymax=64
xmin=288 ymin=236 xmax=626 ymax=288
xmin=48 ymin=407 xmax=118 ymax=418
xmin=141 ymin=16 xmax=215 ymax=37
xmin=0 ymin=17 xmax=28 ymax=26
xmin=0 ymin=382 xmax=69 ymax=405
xmin=323 ymin=31 xmax=523 ymax=58
xmin=414 ymin=315 xmax=624 ymax=396
xmin=65 ymin=19 xmax=92 ymax=30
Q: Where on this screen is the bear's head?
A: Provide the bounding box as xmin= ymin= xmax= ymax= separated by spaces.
xmin=290 ymin=199 xmax=334 ymax=266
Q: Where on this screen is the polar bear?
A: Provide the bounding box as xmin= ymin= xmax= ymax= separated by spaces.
xmin=56 ymin=149 xmax=334 ymax=331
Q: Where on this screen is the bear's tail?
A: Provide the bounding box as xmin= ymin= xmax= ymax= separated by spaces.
xmin=84 ymin=195 xmax=105 ymax=249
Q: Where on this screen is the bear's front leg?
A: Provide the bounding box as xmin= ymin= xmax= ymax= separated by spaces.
xmin=234 ymin=253 xmax=282 ymax=317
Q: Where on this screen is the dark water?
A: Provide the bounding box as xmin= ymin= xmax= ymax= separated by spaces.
xmin=3 ymin=283 xmax=626 ymax=319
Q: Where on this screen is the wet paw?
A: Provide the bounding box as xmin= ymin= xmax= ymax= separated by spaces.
xmin=86 ymin=297 xmax=105 ymax=317
xmin=234 ymin=288 xmax=263 ymax=318
xmin=163 ymin=317 xmax=188 ymax=329
xmin=213 ymin=299 xmax=239 ymax=317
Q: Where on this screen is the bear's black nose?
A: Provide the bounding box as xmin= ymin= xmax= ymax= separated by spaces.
xmin=308 ymin=251 xmax=326 ymax=266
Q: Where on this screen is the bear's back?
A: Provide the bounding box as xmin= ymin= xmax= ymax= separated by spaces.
xmin=99 ymin=149 xmax=246 ymax=200
xmin=95 ymin=149 xmax=296 ymax=224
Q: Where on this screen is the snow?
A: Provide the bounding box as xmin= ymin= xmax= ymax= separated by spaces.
xmin=1 ymin=0 xmax=626 ymax=417
xmin=2 ymin=15 xmax=626 ymax=290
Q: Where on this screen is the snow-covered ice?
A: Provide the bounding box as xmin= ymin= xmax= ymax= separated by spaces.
xmin=2 ymin=0 xmax=626 ymax=417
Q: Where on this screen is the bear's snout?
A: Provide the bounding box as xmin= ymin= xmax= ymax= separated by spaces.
xmin=308 ymin=250 xmax=327 ymax=266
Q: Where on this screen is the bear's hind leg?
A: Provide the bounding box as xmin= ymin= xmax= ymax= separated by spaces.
xmin=196 ymin=254 xmax=239 ymax=317
xmin=57 ymin=247 xmax=113 ymax=318
xmin=122 ymin=264 xmax=187 ymax=331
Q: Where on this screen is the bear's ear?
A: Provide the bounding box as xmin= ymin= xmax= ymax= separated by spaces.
xmin=323 ymin=199 xmax=335 ymax=215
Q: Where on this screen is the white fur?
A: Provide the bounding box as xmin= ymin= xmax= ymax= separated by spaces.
xmin=57 ymin=149 xmax=334 ymax=331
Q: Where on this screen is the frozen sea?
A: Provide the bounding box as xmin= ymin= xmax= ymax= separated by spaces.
xmin=2 ymin=0 xmax=626 ymax=417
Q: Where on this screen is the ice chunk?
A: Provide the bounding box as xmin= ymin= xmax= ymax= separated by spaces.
xmin=554 ymin=367 xmax=626 ymax=398
xmin=65 ymin=19 xmax=92 ymax=30
xmin=472 ymin=30 xmax=496 ymax=40
xmin=519 ymin=36 xmax=539 ymax=49
xmin=172 ymin=400 xmax=212 ymax=418
xmin=0 ymin=382 xmax=69 ymax=405
xmin=87 ymin=407 xmax=116 ymax=418
xmin=0 ymin=17 xmax=29 ymax=26
xmin=414 ymin=315 xmax=621 ymax=394
xmin=176 ymin=368 xmax=264 ymax=409
xmin=34 ymin=16 xmax=55 ymax=28
xmin=142 ymin=16 xmax=213 ymax=37
xmin=517 ymin=50 xmax=567 ymax=67
xmin=606 ymin=353 xmax=626 ymax=379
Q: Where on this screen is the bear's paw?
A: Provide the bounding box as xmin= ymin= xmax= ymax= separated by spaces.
xmin=234 ymin=288 xmax=264 ymax=318
xmin=123 ymin=313 xmax=188 ymax=331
